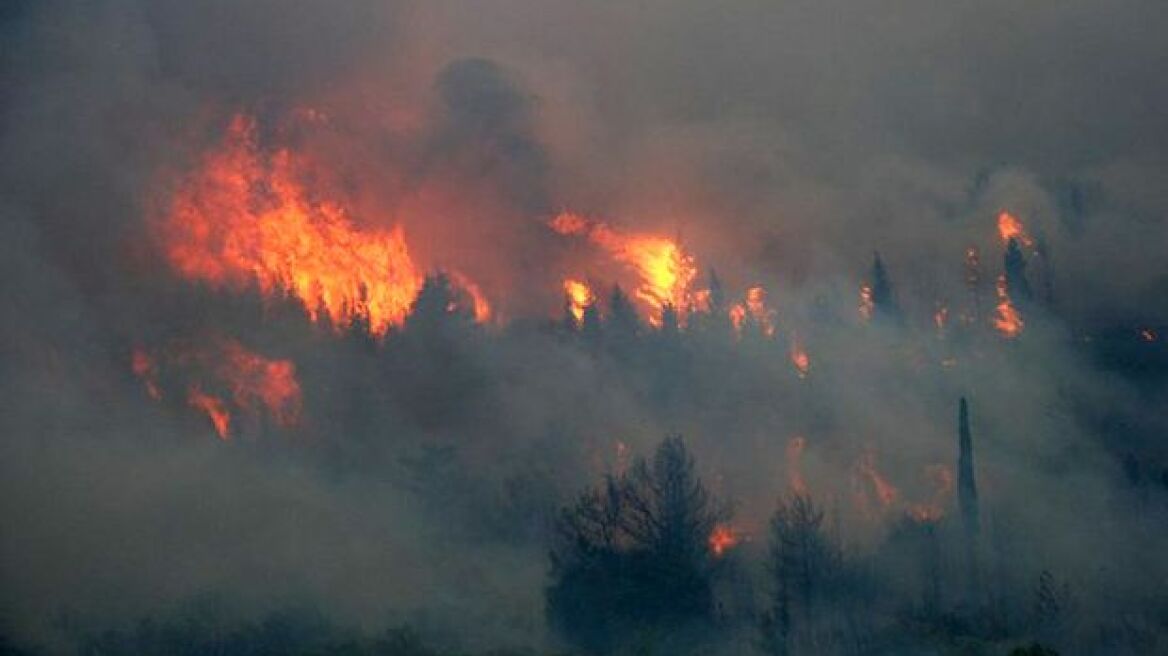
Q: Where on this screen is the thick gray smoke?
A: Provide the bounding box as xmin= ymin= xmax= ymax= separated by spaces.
xmin=1 ymin=1 xmax=1166 ymax=653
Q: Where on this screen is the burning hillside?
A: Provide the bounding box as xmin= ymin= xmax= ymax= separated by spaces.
xmin=2 ymin=2 xmax=1167 ymax=655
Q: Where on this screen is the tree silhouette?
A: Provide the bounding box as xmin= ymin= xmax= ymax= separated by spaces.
xmin=1003 ymin=238 xmax=1033 ymax=303
xmin=869 ymin=251 xmax=900 ymax=320
xmin=547 ymin=436 xmax=728 ymax=653
xmin=760 ymin=493 xmax=841 ymax=655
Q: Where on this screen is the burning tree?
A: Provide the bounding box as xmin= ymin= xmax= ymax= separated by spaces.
xmin=546 ymin=436 xmax=730 ymax=653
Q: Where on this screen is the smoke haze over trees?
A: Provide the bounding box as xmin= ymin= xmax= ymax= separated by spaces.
xmin=1 ymin=1 xmax=1167 ymax=654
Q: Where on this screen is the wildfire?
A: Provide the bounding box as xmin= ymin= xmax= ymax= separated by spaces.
xmin=563 ymin=278 xmax=595 ymax=325
xmin=132 ymin=337 xmax=302 ymax=440
xmin=934 ymin=304 xmax=949 ymax=333
xmin=161 ymin=114 xmax=441 ymax=336
xmin=708 ymin=524 xmax=740 ymax=557
xmin=997 ymin=211 xmax=1035 ymax=249
xmin=992 ymin=275 xmax=1024 ymax=338
xmin=188 ymin=386 xmax=230 ymax=439
xmin=549 ymin=211 xmax=698 ymax=326
xmin=217 ymin=339 xmax=302 ymax=428
xmin=131 ymin=347 xmax=161 ymax=400
xmin=906 ymin=464 xmax=954 ymax=523
xmin=730 ymin=285 xmax=776 ymax=338
xmin=786 ymin=436 xmax=808 ymax=495
xmin=789 ymin=334 xmax=810 ymax=378
xmin=853 ymin=450 xmax=899 ymax=514
xmin=859 ymin=284 xmax=874 ymax=321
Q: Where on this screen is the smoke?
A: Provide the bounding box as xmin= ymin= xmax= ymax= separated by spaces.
xmin=1 ymin=0 xmax=1167 ymax=652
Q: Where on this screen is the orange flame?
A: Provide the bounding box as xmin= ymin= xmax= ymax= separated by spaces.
xmin=708 ymin=524 xmax=740 ymax=557
xmin=997 ymin=211 xmax=1035 ymax=249
xmin=133 ymin=337 xmax=302 ymax=439
xmin=549 ymin=212 xmax=697 ymax=326
xmin=563 ymin=278 xmax=595 ymax=325
xmin=934 ymin=304 xmax=949 ymax=333
xmin=853 ymin=450 xmax=899 ymax=514
xmin=160 ymin=114 xmax=425 ymax=336
xmin=188 ymin=386 xmax=230 ymax=439
xmin=992 ymin=275 xmax=1024 ymax=338
xmin=218 ymin=339 xmax=302 ymax=428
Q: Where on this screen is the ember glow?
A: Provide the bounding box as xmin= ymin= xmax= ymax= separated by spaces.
xmin=859 ymin=284 xmax=874 ymax=321
xmin=131 ymin=347 xmax=161 ymax=401
xmin=708 ymin=524 xmax=740 ymax=557
xmin=789 ymin=334 xmax=810 ymax=378
xmin=853 ymin=450 xmax=899 ymax=514
xmin=906 ymin=464 xmax=955 ymax=523
xmin=187 ymin=386 xmax=231 ymax=439
xmin=549 ymin=211 xmax=698 ymax=326
xmin=992 ymin=274 xmax=1024 ymax=338
xmin=160 ymin=114 xmax=425 ymax=336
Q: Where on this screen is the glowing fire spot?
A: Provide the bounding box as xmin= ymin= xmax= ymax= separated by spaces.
xmin=709 ymin=524 xmax=739 ymax=557
xmin=934 ymin=304 xmax=949 ymax=333
xmin=549 ymin=212 xmax=697 ymax=327
xmin=218 ymin=339 xmax=301 ymax=428
xmin=907 ymin=464 xmax=954 ymax=523
xmin=449 ymin=271 xmax=492 ymax=324
xmin=992 ymin=275 xmax=1024 ymax=338
xmin=859 ymin=284 xmax=874 ymax=321
xmin=188 ymin=386 xmax=230 ymax=439
xmin=133 ymin=338 xmax=302 ymax=439
xmin=563 ymin=278 xmax=595 ymax=325
xmin=786 ymin=436 xmax=808 ymax=495
xmin=997 ymin=211 xmax=1035 ymax=249
xmin=853 ymin=450 xmax=898 ymax=515
xmin=160 ymin=114 xmax=434 ymax=336
xmin=789 ymin=334 xmax=810 ymax=378
xmin=131 ymin=347 xmax=162 ymax=400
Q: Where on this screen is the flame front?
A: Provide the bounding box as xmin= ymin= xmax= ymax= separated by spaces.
xmin=550 ymin=212 xmax=697 ymax=326
xmin=160 ymin=114 xmax=423 ymax=336
xmin=132 ymin=337 xmax=302 ymax=440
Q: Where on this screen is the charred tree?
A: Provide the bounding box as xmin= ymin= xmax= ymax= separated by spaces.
xmin=958 ymin=397 xmax=981 ymax=604
xmin=1003 ymin=238 xmax=1033 ymax=304
xmin=869 ymin=251 xmax=901 ymax=321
